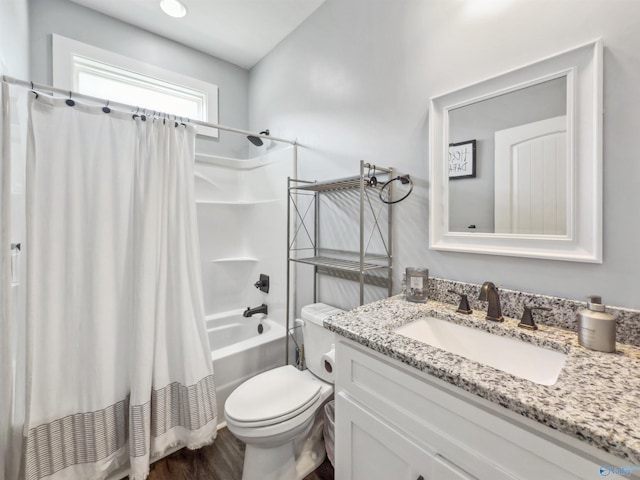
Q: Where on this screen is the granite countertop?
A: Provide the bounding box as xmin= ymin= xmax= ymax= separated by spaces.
xmin=324 ymin=295 xmax=640 ymax=464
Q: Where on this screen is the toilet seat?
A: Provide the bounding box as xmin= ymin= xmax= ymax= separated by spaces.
xmin=225 ymin=365 xmax=322 ymax=428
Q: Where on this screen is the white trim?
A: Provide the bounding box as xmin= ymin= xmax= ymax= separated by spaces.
xmin=52 ymin=34 xmax=219 ymax=138
xmin=429 ymin=39 xmax=603 ymax=263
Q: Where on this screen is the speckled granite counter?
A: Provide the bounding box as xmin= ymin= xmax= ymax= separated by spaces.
xmin=324 ymin=295 xmax=640 ymax=464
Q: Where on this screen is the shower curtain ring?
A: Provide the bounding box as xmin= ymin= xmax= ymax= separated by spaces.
xmin=102 ymin=100 xmax=111 ymax=114
xmin=65 ymin=90 xmax=75 ymax=107
xmin=30 ymin=81 xmax=38 ymax=99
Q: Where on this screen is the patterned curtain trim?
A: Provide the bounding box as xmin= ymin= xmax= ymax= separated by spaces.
xmin=131 ymin=374 xmax=217 ymax=458
xmin=24 ymin=398 xmax=129 ymax=480
xmin=24 ymin=374 xmax=216 ymax=479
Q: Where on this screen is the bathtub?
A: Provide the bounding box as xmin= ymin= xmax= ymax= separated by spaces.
xmin=206 ymin=309 xmax=286 ymax=425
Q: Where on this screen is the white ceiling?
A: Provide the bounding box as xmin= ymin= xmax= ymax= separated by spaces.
xmin=68 ymin=0 xmax=325 ymax=69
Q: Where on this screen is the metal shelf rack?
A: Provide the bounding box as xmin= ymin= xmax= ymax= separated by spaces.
xmin=286 ymin=161 xmax=393 ymax=362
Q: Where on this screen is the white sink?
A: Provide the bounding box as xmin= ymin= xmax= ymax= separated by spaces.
xmin=394 ymin=317 xmax=567 ymax=386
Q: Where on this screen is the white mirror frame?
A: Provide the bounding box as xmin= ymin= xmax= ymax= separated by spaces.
xmin=429 ymin=39 xmax=603 ymax=263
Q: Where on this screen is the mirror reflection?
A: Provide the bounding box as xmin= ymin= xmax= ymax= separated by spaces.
xmin=448 ymin=76 xmax=567 ymax=235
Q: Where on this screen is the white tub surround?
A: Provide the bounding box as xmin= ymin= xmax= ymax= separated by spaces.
xmin=195 ymin=148 xmax=294 ymax=330
xmin=193 ymin=136 xmax=294 ymax=432
xmin=325 ymin=294 xmax=640 ymax=466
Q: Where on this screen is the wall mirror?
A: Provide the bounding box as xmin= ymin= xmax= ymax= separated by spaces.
xmin=429 ymin=39 xmax=602 ymax=262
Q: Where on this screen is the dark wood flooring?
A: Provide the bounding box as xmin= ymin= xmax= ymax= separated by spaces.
xmin=138 ymin=427 xmax=334 ymax=480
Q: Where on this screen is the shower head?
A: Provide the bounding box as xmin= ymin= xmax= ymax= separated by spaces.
xmin=247 ymin=129 xmax=270 ymax=147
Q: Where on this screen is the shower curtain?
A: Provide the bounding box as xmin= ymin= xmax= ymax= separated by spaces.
xmin=2 ymin=85 xmax=217 ymax=480
xmin=1 ymin=82 xmax=14 ymax=480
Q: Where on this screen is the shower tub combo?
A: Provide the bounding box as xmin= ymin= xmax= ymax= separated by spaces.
xmin=195 ymin=148 xmax=294 ymax=425
xmin=206 ymin=308 xmax=286 ymax=424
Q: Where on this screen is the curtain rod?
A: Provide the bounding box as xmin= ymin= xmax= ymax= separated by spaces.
xmin=1 ymin=75 xmax=297 ymax=146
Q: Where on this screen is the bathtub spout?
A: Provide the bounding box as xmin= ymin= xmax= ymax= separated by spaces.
xmin=243 ymin=304 xmax=268 ymax=317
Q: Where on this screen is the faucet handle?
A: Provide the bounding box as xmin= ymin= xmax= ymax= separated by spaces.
xmin=518 ymin=304 xmax=552 ymax=330
xmin=448 ymin=289 xmax=472 ymax=315
xmin=254 ymin=273 xmax=269 ymax=293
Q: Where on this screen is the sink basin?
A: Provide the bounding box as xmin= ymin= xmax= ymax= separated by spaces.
xmin=394 ymin=317 xmax=567 ymax=386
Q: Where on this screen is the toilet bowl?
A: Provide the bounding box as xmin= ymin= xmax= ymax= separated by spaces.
xmin=224 ymin=303 xmax=343 ymax=480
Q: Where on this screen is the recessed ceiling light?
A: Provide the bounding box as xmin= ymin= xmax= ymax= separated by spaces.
xmin=160 ymin=0 xmax=187 ymax=18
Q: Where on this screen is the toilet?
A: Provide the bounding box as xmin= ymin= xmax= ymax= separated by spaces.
xmin=224 ymin=303 xmax=343 ymax=480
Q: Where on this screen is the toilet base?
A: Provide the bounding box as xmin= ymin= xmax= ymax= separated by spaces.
xmin=294 ymin=409 xmax=327 ymax=478
xmin=242 ymin=442 xmax=297 ymax=480
xmin=240 ymin=407 xmax=328 ymax=480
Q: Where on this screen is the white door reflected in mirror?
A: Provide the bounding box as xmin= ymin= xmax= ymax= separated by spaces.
xmin=494 ymin=115 xmax=567 ymax=235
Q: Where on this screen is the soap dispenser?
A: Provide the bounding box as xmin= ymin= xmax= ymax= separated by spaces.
xmin=577 ymin=295 xmax=616 ymax=352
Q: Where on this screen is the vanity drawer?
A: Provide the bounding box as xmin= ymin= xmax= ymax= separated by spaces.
xmin=335 ymin=338 xmax=599 ymax=480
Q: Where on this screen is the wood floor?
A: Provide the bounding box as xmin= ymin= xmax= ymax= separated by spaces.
xmin=138 ymin=427 xmax=334 ymax=480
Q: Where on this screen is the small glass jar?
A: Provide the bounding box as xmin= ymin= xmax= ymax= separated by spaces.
xmin=405 ymin=267 xmax=429 ymax=303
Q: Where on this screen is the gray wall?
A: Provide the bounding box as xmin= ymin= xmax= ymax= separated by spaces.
xmin=249 ymin=0 xmax=640 ymax=310
xmin=0 ymin=0 xmax=29 ymax=78
xmin=28 ymin=0 xmax=251 ymax=158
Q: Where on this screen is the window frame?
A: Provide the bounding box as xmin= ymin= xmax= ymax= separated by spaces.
xmin=52 ymin=34 xmax=219 ymax=138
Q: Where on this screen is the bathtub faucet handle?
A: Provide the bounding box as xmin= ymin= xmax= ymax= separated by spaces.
xmin=254 ymin=273 xmax=269 ymax=293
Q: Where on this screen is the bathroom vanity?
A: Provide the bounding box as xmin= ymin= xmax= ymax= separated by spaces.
xmin=325 ymin=294 xmax=640 ymax=480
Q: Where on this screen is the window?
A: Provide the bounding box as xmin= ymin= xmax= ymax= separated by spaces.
xmin=52 ymin=34 xmax=218 ymax=137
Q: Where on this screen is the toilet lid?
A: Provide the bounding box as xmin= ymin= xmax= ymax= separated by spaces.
xmin=225 ymin=365 xmax=321 ymax=425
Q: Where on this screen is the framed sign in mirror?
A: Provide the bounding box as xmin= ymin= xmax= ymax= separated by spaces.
xmin=429 ymin=39 xmax=603 ymax=263
xmin=449 ymin=140 xmax=476 ymax=179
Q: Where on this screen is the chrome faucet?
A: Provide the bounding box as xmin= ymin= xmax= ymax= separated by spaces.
xmin=478 ymin=282 xmax=504 ymax=322
xmin=243 ymin=304 xmax=268 ymax=317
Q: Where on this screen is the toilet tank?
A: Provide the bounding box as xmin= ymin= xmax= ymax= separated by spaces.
xmin=301 ymin=303 xmax=343 ymax=383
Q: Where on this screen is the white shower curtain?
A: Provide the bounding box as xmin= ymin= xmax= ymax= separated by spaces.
xmin=0 ymin=82 xmax=14 ymax=480
xmin=1 ymin=81 xmax=29 ymax=480
xmin=16 ymin=92 xmax=217 ymax=479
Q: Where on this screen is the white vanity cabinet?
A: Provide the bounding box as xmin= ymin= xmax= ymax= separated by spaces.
xmin=334 ymin=337 xmax=622 ymax=480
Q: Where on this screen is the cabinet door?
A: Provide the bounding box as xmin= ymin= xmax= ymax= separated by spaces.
xmin=335 ymin=392 xmax=433 ymax=480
